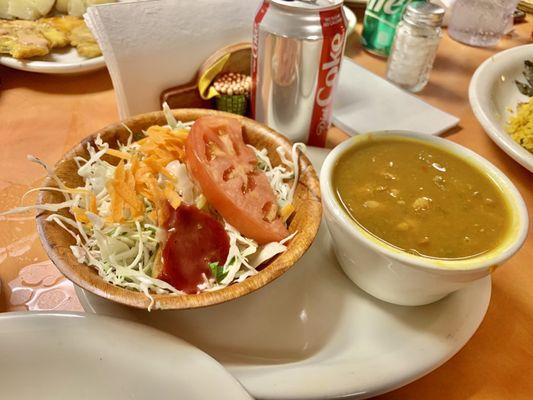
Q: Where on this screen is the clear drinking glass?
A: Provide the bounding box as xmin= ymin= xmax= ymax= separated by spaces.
xmin=448 ymin=0 xmax=520 ymax=47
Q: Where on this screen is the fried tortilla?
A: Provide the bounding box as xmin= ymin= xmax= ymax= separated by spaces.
xmin=0 ymin=16 xmax=101 ymax=59
xmin=0 ymin=21 xmax=50 ymax=58
xmin=70 ymin=23 xmax=101 ymax=58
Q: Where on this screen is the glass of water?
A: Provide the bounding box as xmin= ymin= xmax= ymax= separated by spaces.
xmin=448 ymin=0 xmax=519 ymax=47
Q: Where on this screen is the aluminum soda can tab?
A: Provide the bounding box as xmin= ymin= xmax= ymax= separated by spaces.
xmin=251 ymin=0 xmax=347 ymax=147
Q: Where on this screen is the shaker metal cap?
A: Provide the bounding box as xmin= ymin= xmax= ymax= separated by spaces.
xmin=403 ymin=2 xmax=445 ymax=27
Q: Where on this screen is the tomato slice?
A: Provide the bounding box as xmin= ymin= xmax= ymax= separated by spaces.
xmin=186 ymin=116 xmax=289 ymax=244
xmin=160 ymin=204 xmax=230 ymax=294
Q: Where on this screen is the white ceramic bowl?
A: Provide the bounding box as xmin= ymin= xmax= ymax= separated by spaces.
xmin=320 ymin=132 xmax=529 ymax=306
xmin=469 ymin=44 xmax=533 ymax=172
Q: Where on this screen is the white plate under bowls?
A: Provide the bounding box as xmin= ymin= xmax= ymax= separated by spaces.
xmin=469 ymin=44 xmax=533 ymax=172
xmin=0 ymin=47 xmax=105 ymax=74
xmin=76 ymin=148 xmax=492 ymax=400
xmin=0 ymin=312 xmax=251 ymax=400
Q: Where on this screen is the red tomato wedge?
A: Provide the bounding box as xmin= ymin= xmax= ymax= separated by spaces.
xmin=161 ymin=204 xmax=230 ymax=294
xmin=185 ymin=116 xmax=289 ymax=244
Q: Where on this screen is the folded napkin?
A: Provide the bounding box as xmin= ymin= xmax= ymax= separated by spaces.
xmin=332 ymin=58 xmax=459 ymax=136
xmin=86 ymin=0 xmax=260 ymax=118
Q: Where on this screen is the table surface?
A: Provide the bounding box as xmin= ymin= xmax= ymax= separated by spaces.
xmin=0 ymin=19 xmax=532 ymax=400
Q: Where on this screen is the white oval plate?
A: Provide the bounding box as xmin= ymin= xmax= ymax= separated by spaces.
xmin=469 ymin=44 xmax=533 ymax=172
xmin=0 ymin=312 xmax=251 ymax=400
xmin=76 ymin=147 xmax=491 ymax=400
xmin=0 ymin=47 xmax=105 ymax=74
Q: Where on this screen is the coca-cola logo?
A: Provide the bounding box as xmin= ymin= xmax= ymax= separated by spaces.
xmin=367 ymin=0 xmax=405 ymax=14
xmin=307 ymin=7 xmax=346 ymax=147
xmin=316 ymin=32 xmax=344 ymax=109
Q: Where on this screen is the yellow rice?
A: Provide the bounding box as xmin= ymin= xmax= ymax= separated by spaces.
xmin=506 ymin=97 xmax=533 ymax=153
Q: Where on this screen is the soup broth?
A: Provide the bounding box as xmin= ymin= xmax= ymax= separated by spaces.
xmin=333 ymin=137 xmax=510 ymax=259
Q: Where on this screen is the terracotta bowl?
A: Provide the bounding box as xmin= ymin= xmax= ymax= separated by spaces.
xmin=36 ymin=109 xmax=322 ymax=310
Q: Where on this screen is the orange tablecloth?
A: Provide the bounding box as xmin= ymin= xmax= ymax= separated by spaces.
xmin=0 ymin=20 xmax=531 ymax=399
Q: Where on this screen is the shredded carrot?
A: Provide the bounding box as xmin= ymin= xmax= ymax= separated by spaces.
xmin=114 ymin=176 xmax=143 ymax=216
xmin=146 ymin=177 xmax=170 ymax=226
xmin=106 ymin=182 xmax=123 ymax=223
xmin=130 ymin=155 xmax=139 ymax=176
xmin=89 ymin=193 xmax=97 ymax=213
xmin=72 ymin=207 xmax=90 ymax=224
xmin=106 ymin=148 xmax=132 ymax=160
xmin=164 ymin=182 xmax=181 ymax=209
xmin=143 ymin=157 xmax=173 ymax=179
xmin=104 ymin=124 xmax=188 ymax=225
xmin=172 ymin=128 xmax=189 ymax=140
xmin=280 ymin=203 xmax=295 ymax=222
xmin=115 ymin=160 xmax=125 ymax=182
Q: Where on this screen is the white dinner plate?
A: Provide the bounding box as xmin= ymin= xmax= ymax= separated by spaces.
xmin=76 ymin=147 xmax=492 ymax=400
xmin=469 ymin=44 xmax=533 ymax=172
xmin=0 ymin=47 xmax=105 ymax=74
xmin=0 ymin=312 xmax=251 ymax=400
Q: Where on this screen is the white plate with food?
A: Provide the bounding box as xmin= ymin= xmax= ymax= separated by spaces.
xmin=469 ymin=44 xmax=533 ymax=172
xmin=0 ymin=0 xmax=111 ymax=74
xmin=0 ymin=311 xmax=251 ymax=400
xmin=0 ymin=48 xmax=104 ymax=74
xmin=75 ymin=146 xmax=493 ymax=400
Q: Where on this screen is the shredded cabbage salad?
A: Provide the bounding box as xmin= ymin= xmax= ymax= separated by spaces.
xmin=3 ymin=107 xmax=305 ymax=310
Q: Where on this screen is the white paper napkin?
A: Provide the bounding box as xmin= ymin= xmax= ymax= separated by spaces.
xmin=86 ymin=0 xmax=260 ymax=118
xmin=332 ymin=58 xmax=459 ymax=136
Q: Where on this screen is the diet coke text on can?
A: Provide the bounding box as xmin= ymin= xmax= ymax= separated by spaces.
xmin=251 ymin=0 xmax=347 ymax=147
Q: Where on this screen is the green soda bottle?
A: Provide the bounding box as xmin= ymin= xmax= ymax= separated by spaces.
xmin=361 ymin=0 xmax=414 ymax=57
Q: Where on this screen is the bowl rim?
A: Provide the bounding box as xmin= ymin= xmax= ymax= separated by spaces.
xmin=320 ymin=131 xmax=529 ymax=274
xmin=36 ymin=108 xmax=322 ymax=310
xmin=468 ymin=43 xmax=533 ymax=173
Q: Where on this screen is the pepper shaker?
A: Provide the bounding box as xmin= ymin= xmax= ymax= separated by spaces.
xmin=386 ymin=2 xmax=445 ymax=93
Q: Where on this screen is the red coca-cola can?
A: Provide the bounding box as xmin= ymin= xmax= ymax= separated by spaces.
xmin=251 ymin=0 xmax=347 ymax=147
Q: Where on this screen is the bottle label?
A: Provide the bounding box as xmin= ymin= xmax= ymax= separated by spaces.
xmin=367 ymin=0 xmax=406 ymax=15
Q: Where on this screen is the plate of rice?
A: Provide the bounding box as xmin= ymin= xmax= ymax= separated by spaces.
xmin=469 ymin=44 xmax=533 ymax=172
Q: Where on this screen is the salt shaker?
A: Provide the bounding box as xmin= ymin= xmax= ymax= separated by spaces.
xmin=386 ymin=2 xmax=445 ymax=93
